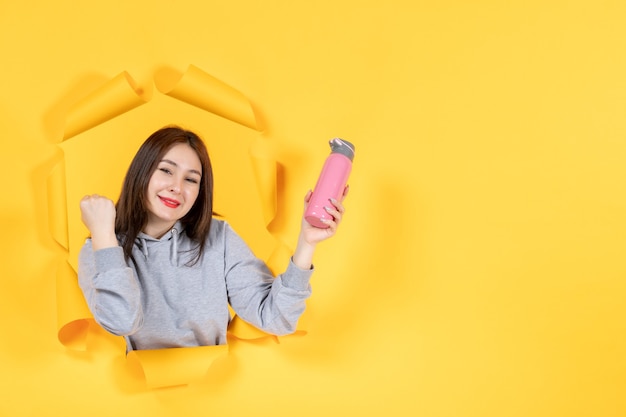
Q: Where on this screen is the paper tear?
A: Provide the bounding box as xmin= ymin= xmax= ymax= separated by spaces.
xmin=56 ymin=259 xmax=92 ymax=350
xmin=128 ymin=344 xmax=229 ymax=389
xmin=63 ymin=71 xmax=147 ymax=140
xmin=155 ymin=65 xmax=259 ymax=131
xmin=227 ymin=315 xmax=280 ymax=343
xmin=47 ymin=160 xmax=68 ymax=249
xmin=249 ymin=136 xmax=278 ymax=226
xmin=53 ymin=64 xmax=304 ymax=388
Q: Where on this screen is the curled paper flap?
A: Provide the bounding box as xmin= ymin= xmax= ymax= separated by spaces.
xmin=264 ymin=239 xmax=295 ymax=276
xmin=63 ymin=71 xmax=147 ymax=140
xmin=127 ymin=344 xmax=228 ymax=389
xmin=47 ymin=160 xmax=68 ymax=249
xmin=155 ymin=65 xmax=259 ymax=131
xmin=228 ymin=315 xmax=306 ymax=342
xmin=249 ymin=136 xmax=278 ymax=226
xmin=248 ymin=137 xmax=304 ymax=310
xmin=228 ymin=315 xmax=279 ymax=342
xmin=56 ymin=259 xmax=92 ymax=350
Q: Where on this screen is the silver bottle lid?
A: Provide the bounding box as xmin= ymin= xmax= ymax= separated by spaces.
xmin=329 ymin=138 xmax=355 ymax=161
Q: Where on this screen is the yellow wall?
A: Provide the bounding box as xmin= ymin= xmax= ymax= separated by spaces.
xmin=2 ymin=1 xmax=625 ymax=416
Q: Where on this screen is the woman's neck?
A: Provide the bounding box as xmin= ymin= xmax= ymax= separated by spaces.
xmin=142 ymin=220 xmax=176 ymax=239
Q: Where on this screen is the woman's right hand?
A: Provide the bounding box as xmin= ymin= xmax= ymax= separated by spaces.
xmin=80 ymin=194 xmax=119 ymax=250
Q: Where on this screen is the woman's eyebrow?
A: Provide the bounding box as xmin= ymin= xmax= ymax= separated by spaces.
xmin=160 ymin=159 xmax=202 ymax=176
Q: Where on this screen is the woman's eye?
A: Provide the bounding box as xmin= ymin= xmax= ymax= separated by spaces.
xmin=159 ymin=168 xmax=172 ymax=174
xmin=186 ymin=178 xmax=199 ymax=184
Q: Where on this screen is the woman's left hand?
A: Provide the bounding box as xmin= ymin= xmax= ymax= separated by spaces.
xmin=300 ymin=186 xmax=349 ymax=246
xmin=291 ymin=186 xmax=349 ymax=270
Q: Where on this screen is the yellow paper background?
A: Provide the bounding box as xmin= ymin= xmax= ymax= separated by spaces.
xmin=2 ymin=1 xmax=626 ymax=416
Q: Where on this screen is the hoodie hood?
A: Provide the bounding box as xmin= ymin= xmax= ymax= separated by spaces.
xmin=135 ymin=221 xmax=184 ymax=266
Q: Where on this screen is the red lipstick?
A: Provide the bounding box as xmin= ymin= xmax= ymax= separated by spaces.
xmin=159 ymin=196 xmax=180 ymax=208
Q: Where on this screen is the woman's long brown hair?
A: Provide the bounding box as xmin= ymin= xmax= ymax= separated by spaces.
xmin=115 ymin=126 xmax=214 ymax=265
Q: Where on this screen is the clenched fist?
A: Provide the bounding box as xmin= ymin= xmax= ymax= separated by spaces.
xmin=80 ymin=194 xmax=118 ymax=250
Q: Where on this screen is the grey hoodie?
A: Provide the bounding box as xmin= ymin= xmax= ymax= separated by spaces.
xmin=78 ymin=219 xmax=313 ymax=351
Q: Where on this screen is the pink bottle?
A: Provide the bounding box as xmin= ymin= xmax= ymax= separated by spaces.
xmin=304 ymin=138 xmax=355 ymax=228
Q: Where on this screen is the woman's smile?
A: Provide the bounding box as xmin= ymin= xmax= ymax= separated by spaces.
xmin=159 ymin=196 xmax=181 ymax=208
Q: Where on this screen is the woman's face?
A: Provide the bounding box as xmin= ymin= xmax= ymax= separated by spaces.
xmin=144 ymin=143 xmax=202 ymax=238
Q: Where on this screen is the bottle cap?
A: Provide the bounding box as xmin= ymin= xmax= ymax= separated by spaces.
xmin=329 ymin=138 xmax=355 ymax=161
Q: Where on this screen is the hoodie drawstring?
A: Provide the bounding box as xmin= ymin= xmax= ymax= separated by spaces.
xmin=171 ymin=227 xmax=179 ymax=266
xmin=140 ymin=237 xmax=149 ymax=258
xmin=137 ymin=226 xmax=180 ymax=266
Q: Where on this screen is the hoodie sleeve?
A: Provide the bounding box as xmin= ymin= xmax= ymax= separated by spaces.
xmin=221 ymin=222 xmax=313 ymax=336
xmin=78 ymin=239 xmax=144 ymax=336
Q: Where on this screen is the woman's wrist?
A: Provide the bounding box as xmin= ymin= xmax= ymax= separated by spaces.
xmin=91 ymin=229 xmax=119 ymax=251
xmin=292 ymin=240 xmax=316 ymax=270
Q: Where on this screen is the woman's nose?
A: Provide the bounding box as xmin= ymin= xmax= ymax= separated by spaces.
xmin=169 ymin=177 xmax=182 ymax=193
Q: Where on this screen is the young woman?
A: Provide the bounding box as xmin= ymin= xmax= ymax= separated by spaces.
xmin=78 ymin=126 xmax=347 ymax=351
